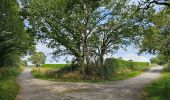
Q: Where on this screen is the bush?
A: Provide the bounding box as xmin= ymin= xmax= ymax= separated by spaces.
xmin=163 ymin=63 xmax=170 ymax=72
xmin=0 ymin=68 xmax=21 ymax=79
xmin=103 ymin=58 xmax=150 ymax=80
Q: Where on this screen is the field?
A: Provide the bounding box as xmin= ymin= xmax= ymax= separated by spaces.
xmin=0 ymin=68 xmax=21 ymax=100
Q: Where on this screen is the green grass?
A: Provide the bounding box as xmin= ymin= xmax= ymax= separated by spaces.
xmin=0 ymin=68 xmax=21 ymax=100
xmin=150 ymin=64 xmax=158 ymax=67
xmin=111 ymin=71 xmax=142 ymax=81
xmin=145 ymin=72 xmax=170 ymax=100
xmin=42 ymin=64 xmax=68 ymax=69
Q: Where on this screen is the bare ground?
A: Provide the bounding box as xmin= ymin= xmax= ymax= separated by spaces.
xmin=16 ymin=66 xmax=163 ymax=100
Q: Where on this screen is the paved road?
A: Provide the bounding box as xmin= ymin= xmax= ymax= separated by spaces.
xmin=16 ymin=66 xmax=163 ymax=100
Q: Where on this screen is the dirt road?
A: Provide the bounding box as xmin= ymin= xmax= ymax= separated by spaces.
xmin=16 ymin=66 xmax=163 ymax=100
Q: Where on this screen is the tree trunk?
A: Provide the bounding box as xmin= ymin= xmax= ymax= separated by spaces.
xmin=100 ymin=54 xmax=104 ymax=67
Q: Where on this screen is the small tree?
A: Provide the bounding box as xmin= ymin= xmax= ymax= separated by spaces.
xmin=28 ymin=52 xmax=46 ymax=67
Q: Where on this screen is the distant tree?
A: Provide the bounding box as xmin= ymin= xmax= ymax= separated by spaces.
xmin=28 ymin=52 xmax=46 ymax=67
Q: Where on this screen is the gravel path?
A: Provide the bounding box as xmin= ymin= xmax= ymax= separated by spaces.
xmin=16 ymin=66 xmax=163 ymax=100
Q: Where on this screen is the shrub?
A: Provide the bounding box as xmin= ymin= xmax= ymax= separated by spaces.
xmin=163 ymin=63 xmax=170 ymax=72
xmin=103 ymin=58 xmax=150 ymax=80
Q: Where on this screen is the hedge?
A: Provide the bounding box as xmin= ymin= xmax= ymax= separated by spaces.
xmin=103 ymin=58 xmax=150 ymax=79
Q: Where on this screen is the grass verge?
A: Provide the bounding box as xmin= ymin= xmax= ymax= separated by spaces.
xmin=0 ymin=68 xmax=21 ymax=100
xmin=145 ymin=69 xmax=170 ymax=100
xmin=111 ymin=71 xmax=142 ymax=81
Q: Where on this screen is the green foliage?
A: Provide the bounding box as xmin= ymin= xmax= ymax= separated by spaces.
xmin=42 ymin=64 xmax=68 ymax=69
xmin=163 ymin=63 xmax=170 ymax=72
xmin=145 ymin=72 xmax=170 ymax=100
xmin=140 ymin=8 xmax=170 ymax=60
xmin=103 ymin=58 xmax=150 ymax=80
xmin=0 ymin=68 xmax=21 ymax=79
xmin=28 ymin=52 xmax=46 ymax=66
xmin=111 ymin=71 xmax=141 ymax=81
xmin=20 ymin=60 xmax=28 ymax=67
xmin=32 ymin=58 xmax=150 ymax=81
xmin=150 ymin=54 xmax=168 ymax=65
xmin=0 ymin=68 xmax=21 ymax=100
xmin=0 ymin=0 xmax=35 ymax=67
xmin=23 ymin=0 xmax=152 ymax=75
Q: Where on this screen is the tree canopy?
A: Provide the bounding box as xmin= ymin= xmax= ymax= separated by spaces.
xmin=0 ymin=0 xmax=35 ymax=67
xmin=139 ymin=8 xmax=170 ymax=61
xmin=20 ymin=0 xmax=154 ymax=76
xmin=28 ymin=52 xmax=46 ymax=66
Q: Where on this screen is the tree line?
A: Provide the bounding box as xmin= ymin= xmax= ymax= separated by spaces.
xmin=0 ymin=0 xmax=35 ymax=67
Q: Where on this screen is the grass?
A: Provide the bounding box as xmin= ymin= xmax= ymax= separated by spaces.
xmin=150 ymin=64 xmax=159 ymax=67
xmin=32 ymin=59 xmax=151 ymax=83
xmin=145 ymin=71 xmax=170 ymax=100
xmin=42 ymin=64 xmax=68 ymax=69
xmin=0 ymin=68 xmax=21 ymax=100
xmin=32 ymin=67 xmax=145 ymax=83
xmin=111 ymin=71 xmax=142 ymax=81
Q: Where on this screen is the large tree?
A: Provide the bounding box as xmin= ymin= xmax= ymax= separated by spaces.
xmin=23 ymin=0 xmax=152 ymax=75
xmin=0 ymin=0 xmax=35 ymax=67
